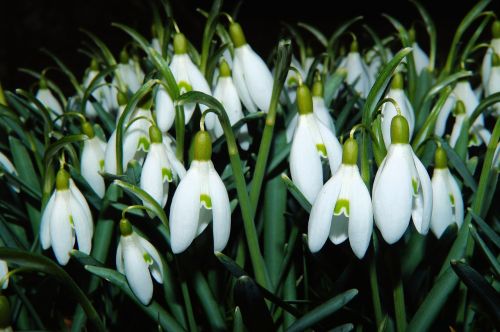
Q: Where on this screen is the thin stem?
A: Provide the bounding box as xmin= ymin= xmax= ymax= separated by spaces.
xmin=175 ymin=260 xmax=198 ymax=332
xmin=369 ymin=243 xmax=383 ymax=328
xmin=393 ymin=277 xmax=407 ymax=332
xmin=121 ymin=204 xmax=151 ymax=219
xmin=175 ymin=104 xmax=185 ymax=163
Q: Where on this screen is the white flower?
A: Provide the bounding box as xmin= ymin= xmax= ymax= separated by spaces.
xmin=140 ymin=126 xmax=185 ymax=209
xmin=40 ymin=169 xmax=93 ymax=265
xmin=486 ymin=54 xmax=500 ymax=115
xmin=289 ymin=85 xmax=342 ymax=204
xmin=341 ymin=40 xmax=373 ymax=98
xmin=412 ymin=42 xmax=430 ymax=75
xmin=83 ymin=60 xmax=117 ymax=117
xmin=308 ymin=138 xmax=373 ymax=258
xmin=0 ymin=260 xmax=8 ymax=289
xmin=230 ymin=22 xmax=273 ymax=113
xmin=35 ymin=78 xmax=63 ymax=124
xmin=372 ymin=115 xmax=432 ymax=244
xmin=155 ymin=33 xmax=211 ymax=132
xmin=430 ymin=147 xmax=464 ymax=238
xmin=169 ymin=131 xmax=231 ymax=254
xmin=115 ymin=50 xmax=145 ymax=94
xmin=366 ymin=47 xmax=393 ymax=80
xmin=116 ymin=219 xmax=163 ymax=305
xmin=381 ymin=73 xmax=415 ymax=148
xmin=0 ymin=152 xmax=19 ymax=193
xmin=481 ymin=21 xmax=500 ymax=88
xmin=207 ymin=60 xmax=251 ymax=150
xmin=80 ymin=123 xmax=106 ymax=198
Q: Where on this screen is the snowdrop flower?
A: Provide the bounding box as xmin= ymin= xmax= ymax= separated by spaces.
xmin=341 ymin=39 xmax=373 ymax=98
xmin=381 ymin=73 xmax=415 ymax=148
xmin=169 ymin=131 xmax=231 ymax=254
xmin=409 ymin=28 xmax=430 ymax=75
xmin=449 ymin=101 xmax=467 ymax=148
xmin=0 ymin=260 xmax=8 ymax=289
xmin=115 ymin=48 xmax=144 ymax=94
xmin=286 ymin=78 xmax=336 ymax=142
xmin=40 ymin=168 xmax=94 ymax=265
xmin=486 ymin=53 xmax=500 ymax=115
xmin=481 ymin=20 xmax=500 ymax=88
xmin=430 ymin=147 xmax=464 ymax=238
xmin=155 ymin=33 xmax=211 ymax=132
xmin=229 ymin=21 xmax=274 ymax=113
xmin=207 ymin=60 xmax=251 ymax=150
xmin=366 ymin=46 xmax=393 ymax=80
xmin=289 ymin=84 xmax=342 ymax=204
xmin=35 ymin=77 xmax=63 ymax=123
xmin=116 ymin=218 xmax=163 ymax=305
xmin=83 ymin=59 xmax=117 ymax=118
xmin=140 ymin=125 xmax=185 ymax=209
xmin=372 ymin=115 xmax=432 ymax=244
xmin=0 ymin=151 xmax=19 ymax=193
xmin=80 ymin=122 xmax=106 ymax=198
xmin=308 ymin=137 xmax=373 ymax=258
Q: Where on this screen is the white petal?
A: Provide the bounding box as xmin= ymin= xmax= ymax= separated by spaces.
xmin=0 ymin=152 xmax=16 ymax=175
xmin=155 ymin=86 xmax=175 ymax=132
xmin=166 ymin=148 xmax=187 ymax=180
xmin=104 ymin=130 xmax=119 ymax=174
xmin=122 ymin=236 xmax=153 ymax=305
xmin=348 ymin=168 xmax=373 ymax=259
xmin=412 ymin=42 xmax=430 ymax=74
xmin=308 ymin=168 xmax=343 ymax=252
xmin=313 ymin=96 xmax=335 ymax=135
xmin=0 ymin=260 xmax=8 ymax=289
xmin=137 ymin=236 xmax=164 ymax=284
xmin=69 ymin=180 xmax=93 ymax=235
xmin=317 ymin=120 xmax=342 ymax=174
xmin=372 ymin=145 xmax=413 ymax=244
xmin=233 ymin=53 xmax=258 ymax=113
xmin=346 ymin=52 xmax=371 ymax=98
xmin=81 ymin=137 xmax=106 ymax=198
xmin=69 ymin=192 xmax=93 ymax=255
xmin=140 ymin=145 xmax=165 ymax=208
xmin=448 ymin=171 xmax=464 ymax=229
xmin=115 ymin=242 xmax=124 ymax=274
xmin=430 ymin=169 xmax=453 ymax=238
xmin=411 ymin=151 xmax=432 ymax=235
xmin=286 ymin=113 xmax=298 ymax=143
xmin=290 ymin=117 xmax=323 ymax=204
xmin=40 ymin=191 xmax=57 ymax=249
xmin=169 ymin=163 xmax=202 ymax=253
xmin=208 ymin=163 xmax=231 ymax=252
xmin=434 ymin=94 xmax=456 ymax=137
xmin=330 ymin=214 xmax=349 ymax=244
xmin=449 ymin=114 xmax=466 ymax=148
xmin=381 ymin=89 xmax=414 ymax=149
xmin=36 ymin=88 xmax=63 ymax=119
xmin=481 ymin=47 xmax=492 ymax=88
xmin=50 ymin=191 xmax=74 ymax=265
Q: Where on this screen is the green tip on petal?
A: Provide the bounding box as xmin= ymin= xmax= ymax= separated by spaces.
xmin=390 ymin=115 xmax=410 ymax=144
xmin=119 ymin=48 xmax=129 ymax=64
xmin=90 ymin=58 xmax=99 ymax=71
xmin=56 ymin=168 xmax=70 ymax=191
xmin=219 ymin=59 xmax=231 ymax=77
xmin=193 ymin=131 xmax=212 ymax=161
xmin=173 ymin=33 xmax=188 ymax=55
xmin=119 ymin=218 xmax=133 ymax=236
xmin=117 ymin=90 xmax=128 ymax=106
xmin=434 ymin=146 xmax=448 ymax=169
xmin=297 ymin=84 xmax=313 ymax=115
xmin=342 ymin=138 xmax=358 ymax=165
xmin=453 ymin=100 xmax=466 ymax=116
xmin=492 ymin=20 xmax=500 ymax=39
xmin=312 ymin=79 xmax=324 ymax=97
xmin=82 ymin=121 xmax=95 ymax=139
xmin=350 ymin=39 xmax=358 ymax=53
xmin=149 ymin=125 xmax=163 ymax=144
xmin=0 ymin=295 xmax=11 ymax=329
xmin=391 ymin=72 xmax=404 ymax=90
xmin=229 ymin=22 xmax=247 ymax=48
xmin=492 ymin=53 xmax=500 ymax=67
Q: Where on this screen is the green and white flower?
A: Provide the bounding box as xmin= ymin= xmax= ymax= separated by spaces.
xmin=340 ymin=39 xmax=373 ymax=98
xmin=80 ymin=122 xmax=106 ymax=198
xmin=481 ymin=20 xmax=500 ymax=88
xmin=35 ymin=77 xmax=63 ymax=124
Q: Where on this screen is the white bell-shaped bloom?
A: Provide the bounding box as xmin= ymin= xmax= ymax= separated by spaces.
xmin=155 ymin=33 xmax=211 ymax=132
xmin=481 ymin=20 xmax=500 ymax=88
xmin=35 ymin=79 xmax=63 ymax=124
xmin=342 ymin=40 xmax=373 ymax=98
xmin=0 ymin=151 xmax=19 ymax=193
xmin=230 ymin=22 xmax=273 ymax=113
xmin=0 ymin=260 xmax=8 ymax=289
xmin=430 ymin=147 xmax=464 ymax=238
xmin=412 ymin=42 xmax=430 ymax=75
xmin=140 ymin=125 xmax=185 ymax=210
xmin=116 ymin=218 xmax=163 ymax=305
xmin=289 ymin=85 xmax=342 ymax=204
xmin=208 ymin=60 xmax=251 ymax=150
xmin=40 ymin=169 xmax=93 ymax=265
xmin=308 ymin=138 xmax=373 ymax=258
xmin=366 ymin=47 xmax=393 ymax=80
xmin=486 ymin=54 xmax=500 ymax=115
xmin=80 ymin=122 xmax=106 ymax=198
xmin=373 ymin=115 xmax=432 ymax=244
xmin=169 ymin=131 xmax=231 ymax=254
xmin=104 ymin=106 xmax=152 ymax=175
xmin=434 ymin=93 xmax=457 ymax=137
xmin=115 ymin=50 xmax=145 ymax=94
xmin=83 ymin=60 xmax=117 ymax=117
xmin=381 ymin=73 xmax=415 ymax=148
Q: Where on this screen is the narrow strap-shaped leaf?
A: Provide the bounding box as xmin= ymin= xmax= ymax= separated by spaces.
xmin=41 ymin=48 xmax=83 ymax=94
xmin=469 ymin=225 xmax=500 ymax=276
xmin=298 ymin=22 xmax=328 ymax=47
xmin=438 ymin=139 xmax=477 ymax=191
xmin=469 ymin=209 xmax=500 ymax=249
xmin=281 ymin=173 xmax=312 ymax=213
xmin=192 ymin=271 xmax=227 ymax=331
xmin=410 ymin=1 xmax=437 ymax=70
xmin=234 ymin=276 xmax=275 ymax=331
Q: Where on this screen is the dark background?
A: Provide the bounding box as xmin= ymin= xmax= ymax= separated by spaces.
xmin=0 ymin=0 xmax=498 ymax=92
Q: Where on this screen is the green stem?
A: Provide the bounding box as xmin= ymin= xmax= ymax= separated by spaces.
xmin=176 ymin=261 xmax=198 ymax=332
xmin=369 ymin=249 xmax=383 ymax=328
xmin=175 ymin=104 xmax=185 ymax=163
xmin=393 ymin=277 xmax=407 ymax=332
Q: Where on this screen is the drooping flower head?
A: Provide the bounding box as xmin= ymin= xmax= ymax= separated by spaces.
xmin=80 ymin=121 xmax=106 ymax=198
xmin=481 ymin=20 xmax=500 ymax=88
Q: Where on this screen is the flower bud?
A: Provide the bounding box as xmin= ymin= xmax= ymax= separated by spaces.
xmin=390 ymin=115 xmax=410 ymax=144
xmin=149 ymin=125 xmax=162 ymax=144
xmin=193 ymin=131 xmax=212 ymax=161
xmin=297 ymin=85 xmax=313 ymax=115
xmin=219 ymin=59 xmax=231 ymax=77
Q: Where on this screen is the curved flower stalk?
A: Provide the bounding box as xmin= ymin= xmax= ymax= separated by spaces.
xmin=340 ymin=39 xmax=373 ymax=98
xmin=35 ymin=77 xmax=63 ymax=124
xmin=229 ymin=21 xmax=274 ymax=113
xmin=308 ymin=137 xmax=373 ymax=258
xmin=430 ymin=147 xmax=464 ymax=238
xmin=83 ymin=59 xmax=117 ymax=118
xmin=0 ymin=260 xmax=8 ymax=289
xmin=0 ymin=151 xmax=19 ymax=193
xmin=116 ymin=218 xmax=163 ymax=305
xmin=169 ymin=130 xmax=231 ymax=254
xmin=486 ymin=53 xmax=500 ymax=115
xmin=155 ymin=32 xmax=211 ymax=132
xmin=208 ymin=59 xmax=251 ymax=150
xmin=40 ymin=168 xmax=94 ymax=265
xmin=80 ymin=122 xmax=106 ymax=198
xmin=140 ymin=125 xmax=185 ymax=210
xmin=481 ymin=20 xmax=500 ymax=88
xmin=289 ymin=83 xmax=342 ymax=204
xmin=115 ymin=48 xmax=145 ymax=94
xmin=381 ymin=73 xmax=415 ymax=148
xmin=372 ymin=115 xmax=432 ymax=244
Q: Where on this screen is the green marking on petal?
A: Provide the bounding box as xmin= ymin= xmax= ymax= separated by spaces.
xmin=137 ymin=136 xmax=150 ymax=152
xmin=449 ymin=194 xmax=455 ymax=206
xmin=200 ymin=193 xmax=212 ymax=209
xmin=178 ymin=81 xmax=192 ymax=94
xmin=69 ymin=215 xmax=74 ymax=227
xmin=333 ymin=199 xmax=350 ymax=216
xmin=412 ymin=178 xmax=419 ymax=196
xmin=143 ymin=252 xmax=153 ymax=265
xmin=162 ymin=168 xmax=173 ymax=182
xmin=99 ymin=159 xmax=105 ymax=171
xmin=316 ymin=144 xmax=327 ymax=158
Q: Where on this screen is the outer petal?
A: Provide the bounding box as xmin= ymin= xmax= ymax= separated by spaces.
xmin=122 ymin=236 xmax=153 ymax=305
xmin=40 ymin=191 xmax=56 ymax=249
xmin=50 ymin=191 xmax=74 ymax=265
xmin=449 ymin=114 xmax=466 ymax=148
xmin=290 ymin=117 xmax=323 ymax=204
xmin=140 ymin=145 xmax=164 ymax=208
xmin=313 ymin=96 xmax=336 ymax=135
xmin=448 ymin=171 xmax=464 ymax=229
xmin=317 ymin=119 xmax=342 ymax=175
xmin=81 ymin=137 xmax=105 ymax=198
xmin=434 ymin=94 xmax=456 ymax=137
xmin=286 ymin=113 xmax=298 ymax=143
xmin=239 ymin=45 xmax=274 ymax=112
xmin=36 ymin=88 xmax=63 ymax=118
xmin=116 ymin=242 xmax=124 ymax=274
xmin=346 ymin=52 xmax=370 ymax=98
xmin=155 ymin=86 xmax=175 ymax=132
xmin=208 ymin=163 xmax=231 ymax=252
xmin=138 ymin=236 xmax=164 ymax=284
xmin=308 ymin=168 xmax=343 ymax=252
xmin=381 ymin=89 xmax=414 ymax=149
xmin=348 ymin=168 xmax=373 ymax=259
xmin=233 ymin=53 xmax=257 ymax=113
xmin=411 ymin=151 xmax=432 ymax=235
xmin=69 ymin=194 xmax=93 ymax=255
xmin=372 ymin=145 xmax=413 ymax=244
xmin=169 ymin=163 xmax=202 ymax=253
xmin=412 ymin=42 xmax=430 ymax=74
xmin=70 ymin=180 xmax=93 ymax=235
xmin=0 ymin=260 xmax=8 ymax=289
xmin=430 ymin=169 xmax=453 ymax=238
xmin=104 ymin=130 xmax=119 ymax=174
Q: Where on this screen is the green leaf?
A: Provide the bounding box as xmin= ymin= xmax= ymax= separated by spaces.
xmin=423 ymin=71 xmax=472 ymax=104
xmin=199 ymin=0 xmax=223 ymax=75
xmin=18 ymin=68 xmax=68 ymax=107
xmin=469 ymin=225 xmax=500 ymax=276
xmin=85 ymin=265 xmax=186 ymax=332
xmin=438 ymin=139 xmax=477 ymax=191
xmin=0 ymin=248 xmax=106 ymax=331
xmin=43 ymin=134 xmax=87 ymax=167
xmin=287 ymin=289 xmax=358 ymax=332
xmin=458 ymin=12 xmax=494 ymax=67
xmin=327 ymin=16 xmax=363 ymax=55
xmin=469 ymin=209 xmax=500 ymax=249
xmin=41 ymin=49 xmax=83 ymax=94
xmin=234 ymin=276 xmax=275 ymax=331
xmin=469 ymin=92 xmax=500 ymax=126
xmin=192 ymin=272 xmax=227 ymax=331
xmin=233 ymin=307 xmax=244 ymax=332
xmin=9 ymin=136 xmax=41 ymax=195
xmin=298 ymin=22 xmax=328 ymax=47
xmin=281 ymin=173 xmax=312 ymax=213
xmin=324 ymin=69 xmax=347 ymax=107
xmin=410 ymin=1 xmax=437 ymax=70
